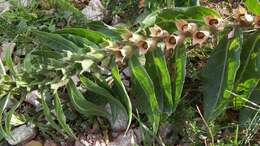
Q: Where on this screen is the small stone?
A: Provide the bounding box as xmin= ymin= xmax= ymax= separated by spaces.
xmin=106 ymin=104 xmax=128 ymax=131
xmin=24 ymin=140 xmax=43 ymax=146
xmin=108 ymin=129 xmax=139 ymax=146
xmin=44 ymin=139 xmax=58 ymax=146
xmin=81 ymin=0 xmax=106 ymax=21
xmin=25 ymin=90 xmax=41 ymax=111
xmin=6 ymin=125 xmax=35 ymax=145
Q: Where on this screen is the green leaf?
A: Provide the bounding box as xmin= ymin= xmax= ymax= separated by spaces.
xmin=245 ymin=0 xmax=260 ymax=15
xmin=0 ymin=94 xmax=10 ymax=138
xmin=41 ymin=92 xmax=62 ymax=133
xmin=2 ymin=44 xmax=17 ymax=78
xmin=172 ymin=45 xmax=187 ymax=110
xmin=32 ymin=30 xmax=80 ymax=52
xmin=79 ymin=75 xmax=128 ymax=122
xmin=67 ymin=80 xmax=110 ymax=118
xmin=54 ymin=93 xmax=76 ymax=138
xmin=234 ymin=31 xmax=260 ymax=107
xmin=140 ymin=6 xmax=220 ymax=31
xmin=145 ymin=47 xmax=173 ymax=114
xmin=5 ymin=96 xmax=25 ymax=136
xmin=129 ymin=54 xmax=160 ymax=134
xmin=201 ymin=28 xmax=243 ymax=121
xmin=56 ymin=28 xmax=108 ymax=44
xmin=111 ymin=60 xmax=132 ymax=132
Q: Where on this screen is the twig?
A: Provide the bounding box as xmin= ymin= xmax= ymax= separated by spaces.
xmin=196 ymin=105 xmax=215 ymax=146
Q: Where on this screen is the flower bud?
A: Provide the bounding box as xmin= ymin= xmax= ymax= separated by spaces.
xmin=203 ymin=15 xmax=224 ymax=31
xmin=149 ymin=25 xmax=169 ymax=38
xmin=254 ymin=15 xmax=260 ymax=29
xmin=192 ymin=30 xmax=211 ymax=46
xmin=233 ymin=5 xmax=252 ymax=26
xmin=164 ymin=34 xmax=181 ymax=50
xmin=136 ymin=40 xmax=149 ymax=55
xmin=176 ymin=19 xmax=197 ymax=36
xmin=120 ymin=45 xmax=134 ymax=59
xmin=120 ymin=29 xmax=133 ymax=41
xmin=129 ymin=33 xmax=145 ymax=45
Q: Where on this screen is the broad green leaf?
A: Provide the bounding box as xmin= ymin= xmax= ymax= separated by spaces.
xmin=172 ymin=45 xmax=187 ymax=110
xmin=201 ymin=28 xmax=243 ymax=121
xmin=239 ymin=84 xmax=260 ymax=125
xmin=0 ymin=94 xmax=10 ymax=138
xmin=245 ymin=0 xmax=260 ymax=15
xmin=67 ymin=80 xmax=109 ymax=118
xmin=79 ymin=75 xmax=128 ymax=122
xmin=2 ymin=44 xmax=17 ymax=78
xmin=56 ymin=28 xmax=108 ymax=44
xmin=61 ymin=34 xmax=98 ymax=50
xmin=54 ymin=93 xmax=76 ymax=138
xmin=140 ymin=6 xmax=220 ymax=31
xmin=31 ymin=50 xmax=64 ymax=59
xmin=234 ymin=31 xmax=260 ymax=107
xmin=129 ymin=54 xmax=160 ymax=134
xmin=41 ymin=92 xmax=62 ymax=133
xmin=111 ymin=60 xmax=132 ymax=132
xmin=32 ymin=30 xmax=80 ymax=52
xmin=145 ymin=47 xmax=173 ymax=114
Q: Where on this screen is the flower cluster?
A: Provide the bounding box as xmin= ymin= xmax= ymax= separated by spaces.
xmin=105 ymin=5 xmax=260 ymax=65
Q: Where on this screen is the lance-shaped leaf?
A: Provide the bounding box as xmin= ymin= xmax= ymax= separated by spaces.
xmin=2 ymin=43 xmax=16 ymax=78
xmin=54 ymin=93 xmax=76 ymax=138
xmin=111 ymin=60 xmax=132 ymax=132
xmin=56 ymin=28 xmax=108 ymax=44
xmin=145 ymin=47 xmax=173 ymax=114
xmin=201 ymin=28 xmax=243 ymax=121
xmin=172 ymin=45 xmax=187 ymax=110
xmin=5 ymin=96 xmax=25 ymax=136
xmin=67 ymin=80 xmax=109 ymax=118
xmin=41 ymin=92 xmax=63 ymax=135
xmin=234 ymin=31 xmax=260 ymax=107
xmin=79 ymin=75 xmax=128 ymax=123
xmin=245 ymin=0 xmax=260 ymax=15
xmin=32 ymin=30 xmax=80 ymax=52
xmin=0 ymin=94 xmax=10 ymax=138
xmin=129 ymin=54 xmax=160 ymax=134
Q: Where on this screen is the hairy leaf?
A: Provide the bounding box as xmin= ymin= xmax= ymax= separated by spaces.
xmin=245 ymin=0 xmax=260 ymax=15
xmin=201 ymin=28 xmax=243 ymax=121
xmin=145 ymin=47 xmax=173 ymax=114
xmin=129 ymin=54 xmax=160 ymax=134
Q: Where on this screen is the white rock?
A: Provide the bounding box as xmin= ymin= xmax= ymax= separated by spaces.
xmin=25 ymin=90 xmax=41 ymax=111
xmin=6 ymin=125 xmax=35 ymax=145
xmin=81 ymin=0 xmax=106 ymax=21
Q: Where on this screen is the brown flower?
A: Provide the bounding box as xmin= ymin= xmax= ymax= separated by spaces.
xmin=203 ymin=15 xmax=224 ymax=31
xmin=254 ymin=15 xmax=260 ymax=29
xmin=120 ymin=45 xmax=134 ymax=59
xmin=164 ymin=34 xmax=181 ymax=50
xmin=129 ymin=33 xmax=145 ymax=44
xmin=114 ymin=50 xmax=124 ymax=64
xmin=105 ymin=40 xmax=121 ymax=51
xmin=136 ymin=38 xmax=157 ymax=55
xmin=149 ymin=25 xmax=169 ymax=38
xmin=120 ymin=29 xmax=133 ymax=41
xmin=176 ymin=19 xmax=197 ymax=35
xmin=233 ymin=5 xmax=253 ymax=26
xmin=192 ymin=30 xmax=211 ymax=46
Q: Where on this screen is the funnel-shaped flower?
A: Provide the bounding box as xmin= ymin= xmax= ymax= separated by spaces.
xmin=121 ymin=29 xmax=133 ymax=41
xmin=176 ymin=19 xmax=197 ymax=35
xmin=114 ymin=50 xmax=124 ymax=64
xmin=192 ymin=30 xmax=211 ymax=46
xmin=233 ymin=5 xmax=253 ymax=26
xmin=149 ymin=25 xmax=169 ymax=38
xmin=254 ymin=15 xmax=260 ymax=29
xmin=136 ymin=40 xmax=149 ymax=55
xmin=129 ymin=33 xmax=145 ymax=45
xmin=164 ymin=34 xmax=181 ymax=50
xmin=120 ymin=45 xmax=134 ymax=59
xmin=203 ymin=15 xmax=224 ymax=31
